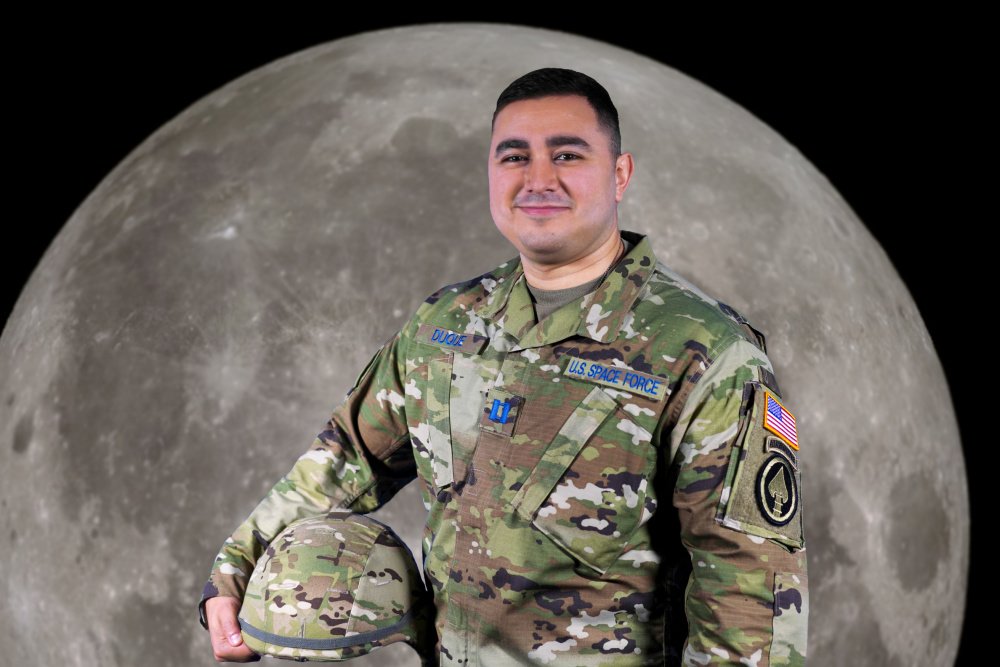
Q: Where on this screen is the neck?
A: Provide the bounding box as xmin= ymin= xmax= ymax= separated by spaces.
xmin=521 ymin=230 xmax=624 ymax=290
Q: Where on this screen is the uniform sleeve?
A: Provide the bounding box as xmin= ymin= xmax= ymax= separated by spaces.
xmin=197 ymin=329 xmax=416 ymax=629
xmin=667 ymin=335 xmax=809 ymax=666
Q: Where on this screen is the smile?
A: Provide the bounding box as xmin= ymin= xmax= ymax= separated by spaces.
xmin=516 ymin=206 xmax=570 ymax=217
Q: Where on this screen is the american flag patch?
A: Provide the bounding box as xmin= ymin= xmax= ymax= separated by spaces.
xmin=763 ymin=391 xmax=799 ymax=450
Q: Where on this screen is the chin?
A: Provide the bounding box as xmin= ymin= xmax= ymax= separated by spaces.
xmin=519 ymin=239 xmax=576 ymax=265
xmin=495 ymin=216 xmax=580 ymax=260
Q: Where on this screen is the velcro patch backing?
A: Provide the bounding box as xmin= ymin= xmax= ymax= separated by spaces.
xmin=718 ymin=381 xmax=804 ymax=551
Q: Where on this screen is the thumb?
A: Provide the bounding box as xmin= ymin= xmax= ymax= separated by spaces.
xmin=220 ymin=612 xmax=244 ymax=647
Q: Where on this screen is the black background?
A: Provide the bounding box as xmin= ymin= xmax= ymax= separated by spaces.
xmin=9 ymin=14 xmax=982 ymax=661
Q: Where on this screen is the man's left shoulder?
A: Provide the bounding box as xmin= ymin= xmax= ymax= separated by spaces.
xmin=636 ymin=259 xmax=770 ymax=356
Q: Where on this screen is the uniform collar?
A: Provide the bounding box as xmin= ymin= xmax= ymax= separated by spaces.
xmin=474 ymin=229 xmax=656 ymax=349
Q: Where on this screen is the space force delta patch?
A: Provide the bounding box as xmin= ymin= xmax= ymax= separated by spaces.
xmin=415 ymin=324 xmax=488 ymax=354
xmin=562 ymin=356 xmax=667 ymax=401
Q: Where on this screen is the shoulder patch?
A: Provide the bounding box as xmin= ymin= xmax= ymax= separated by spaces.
xmin=762 ymin=390 xmax=799 ymax=451
xmin=717 ymin=381 xmax=804 ymax=551
xmin=755 ymin=451 xmax=799 ymax=527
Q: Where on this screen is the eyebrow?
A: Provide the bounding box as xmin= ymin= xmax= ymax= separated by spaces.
xmin=493 ymin=135 xmax=593 ymax=157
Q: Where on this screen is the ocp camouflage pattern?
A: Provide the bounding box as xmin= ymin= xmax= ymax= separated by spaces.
xmin=200 ymin=229 xmax=809 ymax=665
xmin=237 ymin=511 xmax=433 ymax=662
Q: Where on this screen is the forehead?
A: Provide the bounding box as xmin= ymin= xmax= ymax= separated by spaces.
xmin=491 ymin=95 xmax=601 ymax=140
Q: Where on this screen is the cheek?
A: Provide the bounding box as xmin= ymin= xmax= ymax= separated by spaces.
xmin=489 ymin=173 xmax=519 ymax=201
xmin=487 ymin=182 xmax=504 ymax=211
xmin=487 ymin=186 xmax=511 ymax=227
xmin=491 ymin=167 xmax=514 ymax=184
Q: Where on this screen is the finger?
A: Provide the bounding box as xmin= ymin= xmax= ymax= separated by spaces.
xmin=213 ymin=644 xmax=258 ymax=662
xmin=211 ymin=637 xmax=257 ymax=662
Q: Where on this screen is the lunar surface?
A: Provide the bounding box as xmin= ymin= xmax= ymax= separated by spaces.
xmin=0 ymin=24 xmax=965 ymax=666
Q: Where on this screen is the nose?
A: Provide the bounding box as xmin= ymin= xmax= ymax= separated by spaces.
xmin=524 ymin=156 xmax=558 ymax=193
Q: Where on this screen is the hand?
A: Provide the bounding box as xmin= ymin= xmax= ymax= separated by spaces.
xmin=205 ymin=596 xmax=260 ymax=662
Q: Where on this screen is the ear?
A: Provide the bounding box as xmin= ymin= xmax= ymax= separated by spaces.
xmin=614 ymin=152 xmax=635 ymax=203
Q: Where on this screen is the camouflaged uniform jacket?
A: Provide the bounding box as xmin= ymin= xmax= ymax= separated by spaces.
xmin=200 ymin=230 xmax=809 ymax=666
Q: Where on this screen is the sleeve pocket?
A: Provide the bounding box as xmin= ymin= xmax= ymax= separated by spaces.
xmin=772 ymin=571 xmax=809 ymax=666
xmin=717 ymin=381 xmax=804 ymax=551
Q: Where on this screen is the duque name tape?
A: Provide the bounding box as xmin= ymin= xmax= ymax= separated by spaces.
xmin=562 ymin=356 xmax=667 ymax=401
xmin=415 ymin=323 xmax=487 ymax=354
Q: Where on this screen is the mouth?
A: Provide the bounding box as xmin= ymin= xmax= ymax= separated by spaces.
xmin=516 ymin=205 xmax=570 ymax=217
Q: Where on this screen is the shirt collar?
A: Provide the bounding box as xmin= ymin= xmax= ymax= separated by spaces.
xmin=474 ymin=229 xmax=657 ymax=348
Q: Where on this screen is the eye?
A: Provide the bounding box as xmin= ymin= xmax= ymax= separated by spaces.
xmin=501 ymin=154 xmax=527 ymax=163
xmin=554 ymin=153 xmax=580 ymax=161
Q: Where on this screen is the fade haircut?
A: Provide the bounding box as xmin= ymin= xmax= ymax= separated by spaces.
xmin=492 ymin=68 xmax=622 ymax=157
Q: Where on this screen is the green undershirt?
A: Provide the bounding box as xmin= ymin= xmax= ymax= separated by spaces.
xmin=526 ymin=235 xmax=634 ymax=322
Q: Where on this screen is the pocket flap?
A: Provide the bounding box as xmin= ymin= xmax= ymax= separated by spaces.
xmin=506 ymin=386 xmax=619 ymax=522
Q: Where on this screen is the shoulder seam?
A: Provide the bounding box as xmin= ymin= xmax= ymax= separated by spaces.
xmin=659 ymin=333 xmax=750 ymax=440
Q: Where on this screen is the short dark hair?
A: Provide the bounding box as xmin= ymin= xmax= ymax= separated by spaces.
xmin=492 ymin=68 xmax=622 ymax=157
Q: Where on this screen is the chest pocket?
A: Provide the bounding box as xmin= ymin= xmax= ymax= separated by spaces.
xmin=505 ymin=386 xmax=658 ymax=576
xmin=405 ymin=352 xmax=455 ymax=491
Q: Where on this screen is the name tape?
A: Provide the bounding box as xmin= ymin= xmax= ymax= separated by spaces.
xmin=562 ymin=356 xmax=667 ymax=401
xmin=415 ymin=323 xmax=486 ymax=354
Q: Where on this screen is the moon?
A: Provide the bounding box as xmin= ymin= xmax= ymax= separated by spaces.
xmin=0 ymin=24 xmax=965 ymax=666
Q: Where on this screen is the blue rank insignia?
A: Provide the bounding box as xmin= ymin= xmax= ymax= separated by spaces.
xmin=479 ymin=388 xmax=523 ymax=437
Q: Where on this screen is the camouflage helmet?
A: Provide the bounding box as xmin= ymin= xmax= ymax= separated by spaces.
xmin=238 ymin=510 xmax=433 ymax=662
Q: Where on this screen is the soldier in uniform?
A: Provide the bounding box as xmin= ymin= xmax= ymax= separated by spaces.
xmin=200 ymin=67 xmax=809 ymax=665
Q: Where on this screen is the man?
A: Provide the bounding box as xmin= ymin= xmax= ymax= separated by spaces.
xmin=200 ymin=68 xmax=808 ymax=665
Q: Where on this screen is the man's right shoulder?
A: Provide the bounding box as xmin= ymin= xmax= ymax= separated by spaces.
xmin=409 ymin=255 xmax=521 ymax=329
